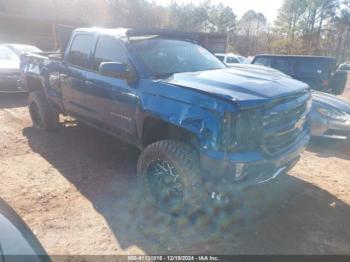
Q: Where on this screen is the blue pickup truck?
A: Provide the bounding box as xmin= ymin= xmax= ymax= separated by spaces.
xmin=21 ymin=28 xmax=311 ymax=214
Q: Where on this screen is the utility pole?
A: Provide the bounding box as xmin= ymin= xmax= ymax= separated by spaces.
xmin=51 ymin=0 xmax=58 ymax=50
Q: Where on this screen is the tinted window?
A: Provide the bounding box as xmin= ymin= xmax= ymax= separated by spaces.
xmin=93 ymin=36 xmax=129 ymax=71
xmin=68 ymin=34 xmax=94 ymax=68
xmin=273 ymin=58 xmax=296 ymax=75
xmin=253 ymin=57 xmax=271 ymax=67
xmin=226 ymin=57 xmax=239 ymax=64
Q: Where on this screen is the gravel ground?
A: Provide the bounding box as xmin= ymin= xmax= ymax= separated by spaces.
xmin=0 ymin=82 xmax=350 ymax=256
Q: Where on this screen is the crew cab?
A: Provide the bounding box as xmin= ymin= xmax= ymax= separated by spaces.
xmin=21 ymin=28 xmax=311 ymax=214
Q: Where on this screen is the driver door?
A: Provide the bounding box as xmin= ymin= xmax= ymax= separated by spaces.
xmin=84 ymin=35 xmax=138 ymax=141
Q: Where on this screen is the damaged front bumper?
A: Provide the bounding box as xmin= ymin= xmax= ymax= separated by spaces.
xmin=200 ymin=132 xmax=309 ymax=196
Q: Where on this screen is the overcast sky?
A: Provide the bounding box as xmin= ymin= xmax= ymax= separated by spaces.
xmin=154 ymin=0 xmax=283 ymax=23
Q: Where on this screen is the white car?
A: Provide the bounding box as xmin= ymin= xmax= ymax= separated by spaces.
xmin=215 ymin=53 xmax=249 ymax=66
xmin=0 ymin=45 xmax=21 ymax=92
xmin=3 ymin=44 xmax=42 ymax=57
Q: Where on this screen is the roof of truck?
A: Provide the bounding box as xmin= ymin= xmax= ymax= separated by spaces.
xmin=73 ymin=27 xmax=216 ymax=41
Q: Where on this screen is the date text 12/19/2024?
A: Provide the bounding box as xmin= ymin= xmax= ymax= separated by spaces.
xmin=128 ymin=256 xmax=220 ymax=261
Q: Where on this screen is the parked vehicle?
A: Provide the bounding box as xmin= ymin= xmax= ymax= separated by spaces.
xmin=21 ymin=28 xmax=311 ymax=214
xmin=3 ymin=44 xmax=42 ymax=57
xmin=339 ymin=63 xmax=350 ymax=71
xmin=311 ymin=91 xmax=350 ymax=140
xmin=215 ymin=53 xmax=249 ymax=66
xmin=0 ymin=45 xmax=21 ymax=92
xmin=252 ymin=55 xmax=347 ymax=95
xmin=230 ymin=63 xmax=350 ymax=140
xmin=0 ymin=198 xmax=50 ymax=261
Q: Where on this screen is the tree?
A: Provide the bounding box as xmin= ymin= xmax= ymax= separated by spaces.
xmin=208 ymin=3 xmax=236 ymax=33
xmin=275 ymin=0 xmax=307 ymax=41
xmin=235 ymin=10 xmax=267 ymax=55
xmin=168 ymin=1 xmax=210 ymax=32
xmin=2 ymin=0 xmax=349 ymax=62
xmin=331 ymin=0 xmax=350 ymax=60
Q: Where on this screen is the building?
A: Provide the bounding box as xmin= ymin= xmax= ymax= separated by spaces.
xmin=0 ymin=0 xmax=109 ymax=50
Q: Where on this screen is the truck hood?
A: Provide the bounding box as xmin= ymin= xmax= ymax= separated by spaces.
xmin=312 ymin=91 xmax=350 ymax=113
xmin=164 ymin=68 xmax=309 ymax=109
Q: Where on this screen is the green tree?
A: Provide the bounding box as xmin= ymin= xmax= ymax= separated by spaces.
xmin=208 ymin=3 xmax=236 ymax=33
xmin=236 ymin=10 xmax=267 ymax=55
xmin=275 ymin=0 xmax=307 ymax=41
xmin=168 ymin=1 xmax=210 ymax=31
xmin=332 ymin=0 xmax=350 ymax=60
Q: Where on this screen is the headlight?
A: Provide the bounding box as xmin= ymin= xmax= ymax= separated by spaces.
xmin=221 ymin=111 xmax=261 ymax=152
xmin=317 ymin=107 xmax=349 ymax=122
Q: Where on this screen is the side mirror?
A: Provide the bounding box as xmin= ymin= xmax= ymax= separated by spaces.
xmin=99 ymin=62 xmax=130 ymax=79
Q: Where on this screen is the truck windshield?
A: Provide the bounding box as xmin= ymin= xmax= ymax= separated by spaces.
xmin=131 ymin=38 xmax=226 ymax=78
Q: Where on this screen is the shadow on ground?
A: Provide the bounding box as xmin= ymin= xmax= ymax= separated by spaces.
xmin=307 ymin=137 xmax=350 ymax=161
xmin=22 ymin=122 xmax=350 ymax=255
xmin=0 ymin=93 xmax=27 ymax=109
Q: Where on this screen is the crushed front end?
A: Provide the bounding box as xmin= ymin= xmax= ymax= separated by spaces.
xmin=200 ymin=90 xmax=312 ymax=199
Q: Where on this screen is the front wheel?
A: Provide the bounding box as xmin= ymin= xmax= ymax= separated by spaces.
xmin=137 ymin=140 xmax=205 ymax=214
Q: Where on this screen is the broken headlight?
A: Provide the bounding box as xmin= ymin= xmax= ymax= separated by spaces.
xmin=317 ymin=107 xmax=349 ymax=122
xmin=221 ymin=110 xmax=262 ymax=153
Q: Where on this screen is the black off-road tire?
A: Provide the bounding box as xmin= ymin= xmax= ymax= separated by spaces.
xmin=28 ymin=91 xmax=59 ymax=131
xmin=332 ymin=70 xmax=347 ymax=95
xmin=137 ymin=140 xmax=205 ymax=215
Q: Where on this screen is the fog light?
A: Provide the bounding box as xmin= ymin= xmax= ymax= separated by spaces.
xmin=234 ymin=163 xmax=246 ymax=181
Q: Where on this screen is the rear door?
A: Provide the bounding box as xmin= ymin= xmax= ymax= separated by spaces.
xmin=60 ymin=33 xmax=96 ymax=118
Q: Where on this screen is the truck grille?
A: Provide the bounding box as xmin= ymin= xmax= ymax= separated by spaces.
xmin=261 ymin=92 xmax=311 ymax=156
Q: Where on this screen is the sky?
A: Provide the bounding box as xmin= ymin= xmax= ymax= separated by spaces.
xmin=154 ymin=0 xmax=283 ymax=23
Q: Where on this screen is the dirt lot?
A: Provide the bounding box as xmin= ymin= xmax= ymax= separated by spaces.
xmin=0 ymin=84 xmax=350 ymax=256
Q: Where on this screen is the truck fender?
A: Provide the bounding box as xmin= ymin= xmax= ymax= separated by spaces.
xmin=137 ymin=93 xmax=221 ymax=150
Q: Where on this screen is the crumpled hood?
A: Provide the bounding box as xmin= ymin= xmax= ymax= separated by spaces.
xmin=312 ymin=91 xmax=350 ymax=113
xmin=0 ymin=59 xmax=20 ymax=73
xmin=164 ymin=68 xmax=309 ymax=109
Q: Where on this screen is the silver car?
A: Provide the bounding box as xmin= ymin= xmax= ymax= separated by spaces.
xmin=311 ymin=91 xmax=350 ymax=139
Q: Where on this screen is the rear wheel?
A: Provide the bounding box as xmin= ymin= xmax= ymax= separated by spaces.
xmin=137 ymin=140 xmax=205 ymax=215
xmin=28 ymin=92 xmax=59 ymax=131
xmin=331 ymin=70 xmax=347 ymax=95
